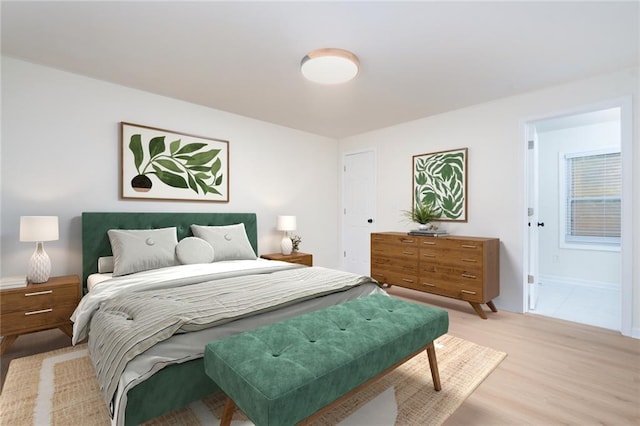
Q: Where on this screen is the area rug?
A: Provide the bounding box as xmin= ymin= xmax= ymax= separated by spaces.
xmin=0 ymin=334 xmax=506 ymax=425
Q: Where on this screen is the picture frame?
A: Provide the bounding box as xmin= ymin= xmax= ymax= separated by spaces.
xmin=120 ymin=122 xmax=229 ymax=202
xmin=412 ymin=147 xmax=467 ymax=222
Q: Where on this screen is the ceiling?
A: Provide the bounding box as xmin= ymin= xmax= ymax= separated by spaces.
xmin=2 ymin=1 xmax=638 ymax=139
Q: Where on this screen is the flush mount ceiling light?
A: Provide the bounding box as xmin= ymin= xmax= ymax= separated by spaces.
xmin=301 ymin=48 xmax=360 ymax=85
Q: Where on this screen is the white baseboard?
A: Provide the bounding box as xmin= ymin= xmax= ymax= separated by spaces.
xmin=538 ymin=274 xmax=619 ymax=292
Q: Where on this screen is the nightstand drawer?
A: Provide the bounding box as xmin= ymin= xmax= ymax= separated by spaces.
xmin=1 ymin=285 xmax=78 ymax=313
xmin=0 ymin=304 xmax=76 ymax=336
xmin=260 ymin=252 xmax=313 ymax=266
xmin=285 ymin=257 xmax=312 ymax=266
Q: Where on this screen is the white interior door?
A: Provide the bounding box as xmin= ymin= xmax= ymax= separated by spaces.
xmin=343 ymin=151 xmax=376 ymax=275
xmin=527 ymin=126 xmax=540 ymax=310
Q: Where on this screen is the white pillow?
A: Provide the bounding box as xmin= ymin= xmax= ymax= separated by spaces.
xmin=97 ymin=256 xmax=114 ymax=273
xmin=108 ymin=227 xmax=178 ymax=276
xmin=191 ymin=223 xmax=257 ymax=261
xmin=176 ymin=237 xmax=215 ymax=264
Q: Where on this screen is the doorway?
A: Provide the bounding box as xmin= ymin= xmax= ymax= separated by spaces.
xmin=342 ymin=150 xmax=376 ymax=276
xmin=525 ymin=99 xmax=632 ymax=334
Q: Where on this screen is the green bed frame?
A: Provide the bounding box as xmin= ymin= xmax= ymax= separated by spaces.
xmin=81 ymin=212 xmax=258 ymax=425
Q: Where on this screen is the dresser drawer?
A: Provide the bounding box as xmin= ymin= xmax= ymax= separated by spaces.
xmin=371 ymin=268 xmax=419 ymax=287
xmin=420 ymin=264 xmax=482 ymax=285
xmin=419 ymin=237 xmax=483 ymax=249
xmin=371 ymin=252 xmax=418 ymax=270
xmin=419 ymin=259 xmax=483 ymax=278
xmin=418 ymin=280 xmax=484 ymax=303
xmin=420 ymin=241 xmax=483 ymax=264
xmin=371 ymin=233 xmax=418 ymax=247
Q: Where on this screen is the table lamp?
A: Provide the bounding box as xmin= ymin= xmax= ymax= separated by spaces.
xmin=20 ymin=216 xmax=59 ymax=283
xmin=276 ymin=215 xmax=296 ymax=255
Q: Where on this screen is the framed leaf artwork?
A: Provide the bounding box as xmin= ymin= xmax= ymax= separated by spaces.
xmin=120 ymin=122 xmax=229 ymax=202
xmin=412 ymin=148 xmax=467 ymax=222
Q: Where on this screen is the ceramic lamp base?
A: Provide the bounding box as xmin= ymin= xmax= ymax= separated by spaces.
xmin=280 ymin=235 xmax=293 ymax=255
xmin=27 ymin=242 xmax=51 ymax=283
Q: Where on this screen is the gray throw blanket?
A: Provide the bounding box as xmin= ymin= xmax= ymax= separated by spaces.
xmin=88 ymin=266 xmax=375 ymax=405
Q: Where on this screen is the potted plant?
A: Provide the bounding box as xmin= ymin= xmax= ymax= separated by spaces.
xmin=403 ymin=200 xmax=437 ymax=230
xmin=290 ymin=234 xmax=302 ymax=252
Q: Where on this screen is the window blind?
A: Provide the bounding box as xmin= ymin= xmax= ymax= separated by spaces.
xmin=566 ymin=151 xmax=621 ymax=244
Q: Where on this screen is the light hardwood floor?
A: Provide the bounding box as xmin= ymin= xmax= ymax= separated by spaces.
xmin=386 ymin=287 xmax=640 ymax=425
xmin=1 ymin=287 xmax=639 ymax=425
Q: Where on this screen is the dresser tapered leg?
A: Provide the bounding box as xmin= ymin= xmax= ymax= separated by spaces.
xmin=469 ymin=302 xmax=488 ymax=319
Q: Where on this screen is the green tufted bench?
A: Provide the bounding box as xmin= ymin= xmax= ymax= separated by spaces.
xmin=204 ymin=294 xmax=449 ymax=426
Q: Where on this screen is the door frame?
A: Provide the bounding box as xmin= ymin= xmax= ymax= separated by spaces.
xmin=526 ymin=125 xmax=540 ymax=310
xmin=522 ymin=96 xmax=633 ymax=336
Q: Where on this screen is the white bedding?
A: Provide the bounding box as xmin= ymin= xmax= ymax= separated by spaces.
xmin=87 ymin=273 xmax=112 ymax=291
xmin=72 ymin=258 xmax=298 ymax=344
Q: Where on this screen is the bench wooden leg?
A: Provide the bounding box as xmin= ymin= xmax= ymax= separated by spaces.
xmin=425 ymin=342 xmax=441 ymax=391
xmin=220 ymin=397 xmax=236 ymax=426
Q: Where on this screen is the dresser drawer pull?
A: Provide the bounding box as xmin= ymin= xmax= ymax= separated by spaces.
xmin=402 ymin=251 xmax=415 ymax=255
xmin=461 ymin=244 xmax=477 ymax=249
xmin=373 ymin=237 xmax=384 ymax=241
xmin=422 ymin=254 xmax=436 ymax=258
xmin=402 ymin=278 xmax=415 ymax=283
xmin=401 ymin=239 xmax=415 ymax=244
xmin=25 ymin=308 xmax=53 ymax=316
xmin=422 ymin=241 xmax=436 ymax=245
xmin=461 ymin=290 xmax=477 ymax=295
xmin=461 ymin=273 xmax=477 ymax=279
xmin=422 ymin=282 xmax=436 ymax=287
xmin=461 ymin=258 xmax=477 ymax=263
xmin=25 ymin=290 xmax=53 ymax=297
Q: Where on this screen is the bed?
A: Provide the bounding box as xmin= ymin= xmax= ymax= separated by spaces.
xmin=76 ymin=212 xmax=384 ymax=426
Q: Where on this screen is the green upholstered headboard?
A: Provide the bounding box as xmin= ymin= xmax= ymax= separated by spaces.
xmin=81 ymin=212 xmax=258 ymax=292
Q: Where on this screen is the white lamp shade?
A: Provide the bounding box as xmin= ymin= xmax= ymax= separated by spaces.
xmin=20 ymin=216 xmax=59 ymax=242
xmin=276 ymin=216 xmax=296 ymax=232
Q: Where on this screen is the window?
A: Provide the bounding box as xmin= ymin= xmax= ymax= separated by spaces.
xmin=565 ymin=149 xmax=621 ymax=246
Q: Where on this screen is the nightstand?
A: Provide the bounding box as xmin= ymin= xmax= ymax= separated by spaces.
xmin=261 ymin=252 xmax=313 ymax=266
xmin=0 ymin=275 xmax=81 ymax=354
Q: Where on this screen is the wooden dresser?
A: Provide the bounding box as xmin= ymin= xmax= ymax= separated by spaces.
xmin=371 ymin=232 xmax=499 ymax=319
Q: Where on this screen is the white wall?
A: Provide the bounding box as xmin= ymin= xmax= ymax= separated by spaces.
xmin=3 ymin=57 xmax=638 ymax=336
xmin=538 ymin=120 xmax=620 ymax=285
xmin=1 ymin=57 xmax=340 ymax=278
xmin=338 ymin=68 xmax=638 ymax=336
